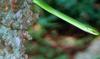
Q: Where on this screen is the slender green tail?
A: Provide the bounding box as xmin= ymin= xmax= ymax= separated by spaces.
xmin=33 ymin=0 xmax=99 ymax=35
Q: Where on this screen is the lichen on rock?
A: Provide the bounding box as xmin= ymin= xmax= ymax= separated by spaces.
xmin=0 ymin=0 xmax=39 ymax=59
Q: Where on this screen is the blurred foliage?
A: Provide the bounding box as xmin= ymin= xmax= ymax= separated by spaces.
xmin=29 ymin=0 xmax=100 ymax=38
xmin=26 ymin=0 xmax=100 ymax=59
xmin=29 ymin=0 xmax=100 ymax=40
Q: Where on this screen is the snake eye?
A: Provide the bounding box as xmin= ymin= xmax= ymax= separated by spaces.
xmin=87 ymin=28 xmax=99 ymax=35
xmin=91 ymin=30 xmax=99 ymax=35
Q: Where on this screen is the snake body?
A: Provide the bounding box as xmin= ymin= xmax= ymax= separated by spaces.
xmin=33 ymin=0 xmax=99 ymax=35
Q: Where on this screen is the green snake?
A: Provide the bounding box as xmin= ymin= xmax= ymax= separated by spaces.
xmin=33 ymin=0 xmax=99 ymax=35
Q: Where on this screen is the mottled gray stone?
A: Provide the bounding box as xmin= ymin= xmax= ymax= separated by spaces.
xmin=0 ymin=0 xmax=38 ymax=59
